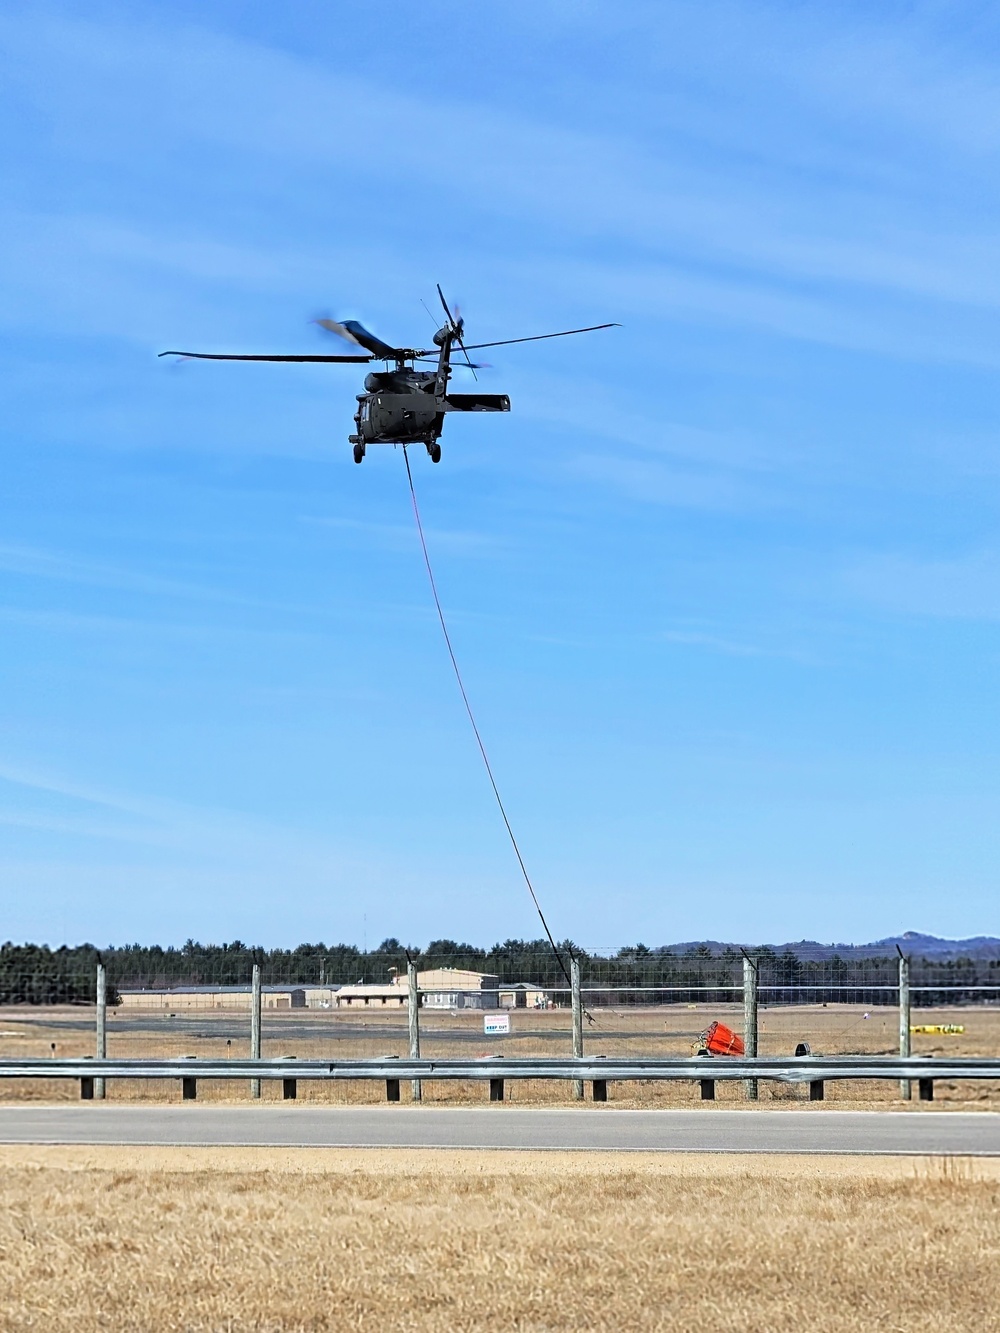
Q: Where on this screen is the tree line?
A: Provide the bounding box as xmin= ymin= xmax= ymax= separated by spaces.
xmin=1 ymin=938 xmax=998 ymax=1005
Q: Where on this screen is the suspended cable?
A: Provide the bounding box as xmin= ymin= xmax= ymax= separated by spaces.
xmin=401 ymin=445 xmax=573 ymax=993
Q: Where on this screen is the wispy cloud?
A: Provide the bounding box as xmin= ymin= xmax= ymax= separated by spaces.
xmin=4 ymin=10 xmax=1000 ymax=367
xmin=843 ymin=548 xmax=1000 ymax=621
xmin=659 ymin=625 xmax=821 ymax=665
xmin=661 ymin=629 xmax=771 ymax=658
xmin=572 ymin=453 xmax=776 ymax=512
xmin=0 ymin=541 xmax=228 ymax=602
xmin=0 ymin=757 xmax=356 ymax=872
xmin=300 ymin=514 xmax=505 ymax=558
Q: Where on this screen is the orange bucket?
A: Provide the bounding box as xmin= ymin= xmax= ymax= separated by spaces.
xmin=702 ymin=1021 xmax=744 ymax=1056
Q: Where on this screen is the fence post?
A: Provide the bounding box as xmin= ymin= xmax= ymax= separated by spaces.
xmin=743 ymin=954 xmax=758 ymax=1101
xmin=898 ymin=953 xmax=911 ymax=1101
xmin=250 ymin=962 xmax=262 ymax=1100
xmin=95 ymin=961 xmax=107 ymax=1101
xmin=571 ymin=956 xmax=584 ymax=1101
xmin=408 ymin=961 xmax=421 ymax=1103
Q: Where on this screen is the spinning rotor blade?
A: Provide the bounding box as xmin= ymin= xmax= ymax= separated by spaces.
xmin=316 ymin=317 xmax=397 ymax=360
xmin=459 ymin=322 xmax=620 ymax=351
xmin=435 ymin=282 xmax=457 ymax=327
xmin=413 ymin=356 xmax=487 ymax=368
xmin=315 ymin=318 xmax=365 ymax=346
xmin=159 ymin=351 xmax=372 ymax=363
xmin=436 ymin=283 xmax=478 ymax=380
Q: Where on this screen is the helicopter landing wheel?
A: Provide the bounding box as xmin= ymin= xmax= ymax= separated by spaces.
xmin=427 ymin=442 xmax=442 ymax=464
xmin=353 ymin=443 xmax=365 ymax=464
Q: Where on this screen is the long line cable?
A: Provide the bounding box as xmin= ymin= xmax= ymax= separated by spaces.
xmin=401 ymin=445 xmax=574 ymax=993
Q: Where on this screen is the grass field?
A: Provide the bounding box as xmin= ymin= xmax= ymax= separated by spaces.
xmin=1 ymin=1146 xmax=998 ymax=1331
xmin=1 ymin=1002 xmax=998 ymax=1107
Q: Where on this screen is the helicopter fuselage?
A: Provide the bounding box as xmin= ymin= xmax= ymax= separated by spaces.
xmin=353 ymin=369 xmax=441 ymax=447
xmin=349 ymin=336 xmax=509 ymax=463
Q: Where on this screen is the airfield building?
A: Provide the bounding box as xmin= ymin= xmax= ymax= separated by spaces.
xmin=335 ymin=968 xmax=501 ymax=1010
xmin=115 ymin=984 xmax=314 ymax=1011
xmin=117 ymin=968 xmax=550 ymax=1011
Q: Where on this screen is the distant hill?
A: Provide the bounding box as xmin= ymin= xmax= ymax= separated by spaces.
xmin=662 ymin=932 xmax=1000 ymax=960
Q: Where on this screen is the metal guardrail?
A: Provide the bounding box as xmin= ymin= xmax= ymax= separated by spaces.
xmin=4 ymin=1056 xmax=1000 ymax=1082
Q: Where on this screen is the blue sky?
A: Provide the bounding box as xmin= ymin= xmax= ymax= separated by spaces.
xmin=2 ymin=1 xmax=1000 ymax=949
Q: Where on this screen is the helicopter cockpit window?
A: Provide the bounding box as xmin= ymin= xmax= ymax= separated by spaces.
xmin=360 ymin=399 xmax=371 ymax=421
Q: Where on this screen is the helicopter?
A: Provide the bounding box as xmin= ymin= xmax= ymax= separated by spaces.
xmin=160 ymin=287 xmax=618 ymax=463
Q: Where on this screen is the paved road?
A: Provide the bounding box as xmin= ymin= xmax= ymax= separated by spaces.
xmin=1 ymin=1106 xmax=998 ymax=1154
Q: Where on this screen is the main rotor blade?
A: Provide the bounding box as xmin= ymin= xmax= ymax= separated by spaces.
xmin=317 ymin=318 xmax=398 ymax=360
xmin=315 ymin=318 xmax=366 ymax=346
xmin=459 ymin=322 xmax=620 ymax=351
xmin=413 ymin=356 xmax=486 ymax=368
xmin=159 ymin=351 xmax=372 ymax=363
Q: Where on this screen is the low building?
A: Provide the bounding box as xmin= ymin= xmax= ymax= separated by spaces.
xmin=333 ymin=968 xmax=501 ymax=1010
xmin=498 ymin=982 xmax=552 ymax=1009
xmin=117 ymin=984 xmax=311 ymax=1011
xmin=333 ymin=983 xmax=407 ymax=1009
xmin=418 ymin=967 xmax=500 ymax=1010
xmin=118 ymin=969 xmax=528 ymax=1013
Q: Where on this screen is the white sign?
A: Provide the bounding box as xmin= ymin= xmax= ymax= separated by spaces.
xmin=483 ymin=1013 xmax=511 ymax=1036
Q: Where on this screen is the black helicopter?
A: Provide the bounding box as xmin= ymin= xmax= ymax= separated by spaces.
xmin=160 ymin=288 xmax=617 ymax=463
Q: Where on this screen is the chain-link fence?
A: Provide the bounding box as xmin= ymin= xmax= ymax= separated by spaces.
xmin=1 ymin=942 xmax=999 ymax=1105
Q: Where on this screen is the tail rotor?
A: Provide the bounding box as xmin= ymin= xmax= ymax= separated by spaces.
xmin=436 ymin=284 xmax=478 ymax=380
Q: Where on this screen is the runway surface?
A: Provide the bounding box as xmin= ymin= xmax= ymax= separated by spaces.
xmin=1 ymin=1105 xmax=998 ymax=1154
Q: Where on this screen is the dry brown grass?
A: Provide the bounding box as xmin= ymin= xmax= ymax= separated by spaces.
xmin=3 ymin=1003 xmax=1000 ymax=1109
xmin=0 ymin=1147 xmax=998 ymax=1331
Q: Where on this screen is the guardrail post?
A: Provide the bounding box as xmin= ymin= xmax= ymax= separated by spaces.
xmin=282 ymin=1056 xmax=297 ymax=1100
xmin=592 ymin=1053 xmax=607 ymax=1101
xmin=386 ymin=1054 xmax=400 ymax=1102
xmin=490 ymin=1056 xmax=505 ymax=1102
xmin=795 ymin=1041 xmax=823 ymax=1101
xmin=743 ymin=955 xmax=758 ymax=1101
xmin=697 ymin=1047 xmax=715 ymax=1099
xmin=94 ymin=962 xmax=107 ymax=1100
xmin=918 ymin=1076 xmax=934 ymax=1101
xmin=80 ymin=1058 xmax=94 ymax=1100
xmin=250 ymin=962 xmax=262 ymax=1100
xmin=408 ymin=961 xmax=421 ymax=1103
xmin=182 ymin=1057 xmax=197 ymax=1100
xmin=899 ymin=953 xmax=911 ymax=1101
xmin=571 ymin=957 xmax=584 ymax=1101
